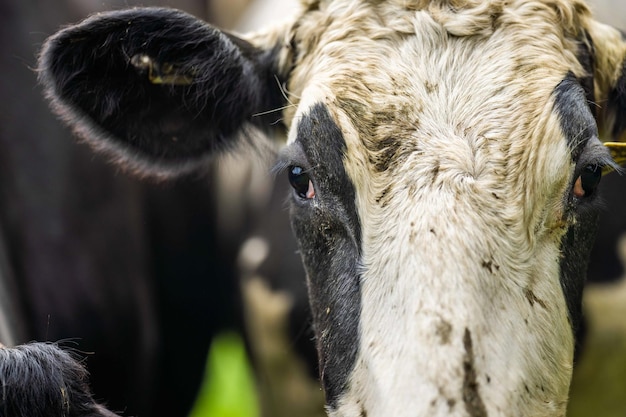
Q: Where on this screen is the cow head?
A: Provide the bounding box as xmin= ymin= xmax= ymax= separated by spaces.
xmin=39 ymin=1 xmax=626 ymax=415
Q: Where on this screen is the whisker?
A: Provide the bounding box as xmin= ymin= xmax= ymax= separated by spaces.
xmin=275 ymin=74 xmax=300 ymax=105
xmin=252 ymin=104 xmax=295 ymax=118
xmin=586 ymin=99 xmax=601 ymax=109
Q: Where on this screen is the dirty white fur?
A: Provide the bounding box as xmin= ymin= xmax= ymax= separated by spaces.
xmin=322 ymin=7 xmax=576 ymax=413
xmin=240 ymin=0 xmax=626 ymax=416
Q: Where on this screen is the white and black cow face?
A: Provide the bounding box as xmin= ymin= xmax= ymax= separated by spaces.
xmin=38 ymin=1 xmax=626 ymax=416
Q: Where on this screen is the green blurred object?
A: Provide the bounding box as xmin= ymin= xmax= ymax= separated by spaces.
xmin=189 ymin=332 xmax=260 ymax=417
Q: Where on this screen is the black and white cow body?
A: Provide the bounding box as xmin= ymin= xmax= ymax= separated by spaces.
xmin=5 ymin=0 xmax=626 ymax=416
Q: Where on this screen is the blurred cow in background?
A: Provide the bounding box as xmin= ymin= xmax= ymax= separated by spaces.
xmin=1 ymin=1 xmax=322 ymax=416
xmin=1 ymin=1 xmax=246 ymax=416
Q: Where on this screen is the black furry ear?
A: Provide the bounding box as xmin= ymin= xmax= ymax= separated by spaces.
xmin=39 ymin=7 xmax=286 ymax=178
xmin=0 ymin=343 xmax=121 ymax=417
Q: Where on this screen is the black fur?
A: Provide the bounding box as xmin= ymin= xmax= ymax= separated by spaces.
xmin=553 ymin=74 xmax=614 ymax=348
xmin=284 ymin=104 xmax=362 ymax=409
xmin=0 ymin=343 xmax=120 ymax=417
xmin=558 ymin=206 xmax=600 ymax=353
xmin=38 ymin=7 xmax=285 ymax=176
xmin=553 ymin=73 xmax=598 ymax=159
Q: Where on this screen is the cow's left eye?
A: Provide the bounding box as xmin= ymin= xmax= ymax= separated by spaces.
xmin=288 ymin=166 xmax=315 ymax=199
xmin=573 ymin=164 xmax=602 ymax=199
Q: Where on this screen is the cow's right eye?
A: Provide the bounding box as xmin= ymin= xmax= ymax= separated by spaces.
xmin=572 ymin=164 xmax=602 ymax=199
xmin=580 ymin=164 xmax=602 ymax=195
xmin=288 ymin=166 xmax=315 ymax=199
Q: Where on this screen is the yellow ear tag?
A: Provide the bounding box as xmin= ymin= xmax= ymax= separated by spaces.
xmin=603 ymin=142 xmax=626 ymax=175
xmin=130 ymin=54 xmax=194 ymax=85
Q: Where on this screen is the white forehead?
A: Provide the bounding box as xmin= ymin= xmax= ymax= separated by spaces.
xmin=286 ymin=0 xmax=587 ymax=117
xmin=285 ymin=0 xmax=585 ymax=204
xmin=286 ymin=0 xmax=586 ymax=94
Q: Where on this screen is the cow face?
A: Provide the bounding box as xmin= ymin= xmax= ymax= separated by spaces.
xmin=38 ymin=1 xmax=626 ymax=416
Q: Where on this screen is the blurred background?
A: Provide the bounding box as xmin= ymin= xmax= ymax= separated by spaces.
xmin=0 ymin=1 xmax=624 ymax=416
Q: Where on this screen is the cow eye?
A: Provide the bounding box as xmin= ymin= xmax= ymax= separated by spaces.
xmin=288 ymin=166 xmax=315 ymax=199
xmin=572 ymin=164 xmax=602 ymax=199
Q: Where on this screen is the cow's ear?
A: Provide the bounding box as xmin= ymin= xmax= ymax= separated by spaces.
xmin=39 ymin=7 xmax=291 ymax=178
xmin=583 ymin=19 xmax=626 ymax=166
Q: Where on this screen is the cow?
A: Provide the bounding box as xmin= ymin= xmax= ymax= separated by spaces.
xmin=4 ymin=0 xmax=626 ymax=416
xmin=1 ymin=1 xmax=323 ymax=416
xmin=0 ymin=1 xmax=248 ymax=416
